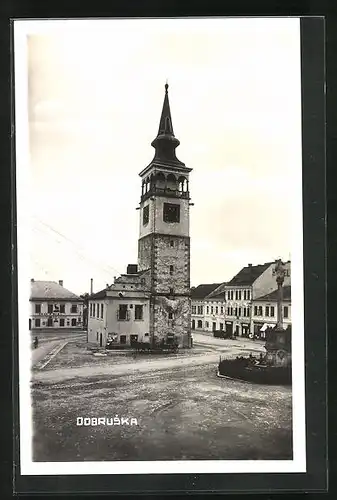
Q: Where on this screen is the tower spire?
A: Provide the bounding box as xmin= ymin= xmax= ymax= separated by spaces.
xmin=150 ymin=83 xmax=184 ymax=167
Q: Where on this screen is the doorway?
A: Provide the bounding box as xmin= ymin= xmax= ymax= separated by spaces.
xmin=130 ymin=334 xmax=138 ymax=346
xmin=29 ymin=319 xmax=31 ymax=330
xmin=212 ymin=322 xmax=216 ymax=331
xmin=192 ymin=319 xmax=195 ymax=330
xmin=99 ymin=333 xmax=103 ymax=347
xmin=225 ymin=322 xmax=233 ymax=335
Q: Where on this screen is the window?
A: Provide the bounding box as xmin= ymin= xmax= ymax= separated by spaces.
xmin=118 ymin=304 xmax=128 ymax=321
xmin=197 ymin=305 xmax=203 ymax=315
xmin=235 ymin=291 xmax=239 ymax=300
xmin=170 ymin=240 xmax=174 ymax=247
xmin=71 ymin=304 xmax=77 ymax=314
xmin=270 ymin=306 xmax=275 ymax=317
xmin=35 ymin=304 xmax=41 ymax=314
xmin=215 ymin=306 xmax=218 ymax=314
xmin=283 ymin=306 xmax=289 ymax=318
xmin=101 ymin=304 xmax=104 ymax=319
xmin=60 ymin=304 xmax=65 ymax=313
xmin=168 ymin=312 xmax=173 ymax=319
xmin=235 ymin=307 xmax=238 ymax=317
xmin=163 ymin=203 xmax=180 ymax=223
xmin=120 ymin=335 xmax=127 ymax=345
xmin=97 ymin=305 xmax=100 ymax=318
xmin=258 ymin=306 xmax=263 ymax=316
xmin=206 ymin=321 xmax=209 ymax=328
xmin=243 ymin=290 xmax=246 ymax=300
xmin=238 ymin=291 xmax=242 ymax=300
xmin=254 ymin=306 xmax=258 ymax=316
xmin=206 ymin=306 xmax=209 ymax=314
xmin=89 ymin=303 xmax=92 ymax=317
xmin=247 ymin=290 xmax=251 ymax=300
xmin=219 ymin=323 xmax=224 ymax=330
xmin=211 ymin=306 xmax=214 ymax=314
xmin=143 ymin=205 xmax=149 ymax=225
xmin=48 ymin=304 xmax=53 ymax=314
xmin=192 ymin=306 xmax=196 ymax=314
xmin=238 ymin=307 xmax=241 ymax=317
xmin=135 ymin=305 xmax=143 ymax=320
xmin=265 ymin=306 xmax=270 ymax=317
xmin=226 ymin=307 xmax=230 ymax=315
xmin=47 ymin=318 xmax=53 ymax=326
xmin=197 ymin=320 xmax=202 ymax=328
xmin=71 ymin=318 xmax=77 ymax=326
xmin=169 ymin=288 xmax=174 ymax=295
xmin=169 ymin=265 xmax=174 ymax=275
xmin=221 ymin=306 xmax=223 ymax=314
xmin=35 ymin=318 xmax=40 ymax=327
xmin=60 ymin=318 xmax=65 ymax=327
xmin=93 ymin=304 xmax=96 ymax=317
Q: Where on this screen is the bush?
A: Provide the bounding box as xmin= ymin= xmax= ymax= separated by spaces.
xmin=218 ymin=358 xmax=292 ymax=385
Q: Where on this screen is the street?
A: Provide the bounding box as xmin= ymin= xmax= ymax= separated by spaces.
xmin=31 ymin=331 xmax=292 ymax=462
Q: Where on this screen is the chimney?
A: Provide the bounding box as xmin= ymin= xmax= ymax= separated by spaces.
xmin=90 ymin=278 xmax=93 ymax=295
xmin=248 ymin=263 xmax=252 ymax=267
xmin=127 ymin=264 xmax=138 ymax=275
xmin=59 ymin=280 xmax=63 ymax=286
xmin=31 ymin=278 xmax=34 ymax=283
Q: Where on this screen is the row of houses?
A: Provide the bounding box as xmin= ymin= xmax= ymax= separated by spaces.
xmin=191 ymin=261 xmax=291 ymax=338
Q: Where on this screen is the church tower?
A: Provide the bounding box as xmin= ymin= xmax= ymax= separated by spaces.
xmin=138 ymin=83 xmax=192 ymax=348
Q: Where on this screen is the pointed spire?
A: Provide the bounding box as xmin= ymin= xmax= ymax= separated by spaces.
xmin=157 ymin=81 xmax=174 ymax=136
xmin=151 ymin=83 xmax=184 ymax=167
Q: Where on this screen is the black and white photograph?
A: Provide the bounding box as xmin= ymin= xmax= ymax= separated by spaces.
xmin=14 ymin=17 xmax=306 ymax=476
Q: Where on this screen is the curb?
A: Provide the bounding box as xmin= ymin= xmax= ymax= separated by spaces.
xmin=35 ymin=341 xmax=69 ymax=370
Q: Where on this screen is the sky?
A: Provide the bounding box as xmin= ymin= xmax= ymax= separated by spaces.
xmin=22 ymin=18 xmax=301 ymax=295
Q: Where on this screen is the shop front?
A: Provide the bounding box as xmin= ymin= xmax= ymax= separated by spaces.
xmin=225 ymin=321 xmax=233 ymax=336
xmin=241 ymin=323 xmax=250 ymax=337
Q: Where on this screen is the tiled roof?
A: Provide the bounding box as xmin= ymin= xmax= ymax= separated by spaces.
xmin=254 ymin=286 xmax=291 ymax=302
xmin=30 ymin=281 xmax=82 ymax=301
xmin=89 ymin=288 xmax=108 ymax=300
xmin=206 ymin=283 xmax=228 ymax=300
xmin=227 ymin=262 xmax=273 ymax=286
xmin=191 ymin=283 xmax=221 ymax=299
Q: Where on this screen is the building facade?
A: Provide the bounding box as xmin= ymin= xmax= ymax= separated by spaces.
xmin=88 ymin=84 xmax=192 ymax=349
xmin=191 ymin=284 xmax=221 ymax=331
xmin=87 ymin=265 xmax=150 ymax=347
xmin=190 ymin=261 xmax=291 ymax=338
xmin=251 ymin=285 xmax=291 ymax=338
xmin=30 ymin=279 xmax=84 ymax=330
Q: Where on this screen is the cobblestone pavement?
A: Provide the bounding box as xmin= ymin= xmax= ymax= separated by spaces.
xmin=31 ymin=332 xmax=292 ymax=462
xmin=32 ymin=361 xmax=292 ymax=462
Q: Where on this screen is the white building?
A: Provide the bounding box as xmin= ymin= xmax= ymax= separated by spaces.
xmin=30 ymin=279 xmax=84 ymax=331
xmin=190 ymin=260 xmax=291 ymax=337
xmin=251 ymin=285 xmax=291 ymax=338
xmin=191 ymin=284 xmax=221 ymax=331
xmin=87 ymin=265 xmax=151 ymax=348
xmin=223 ymin=261 xmax=291 ymax=337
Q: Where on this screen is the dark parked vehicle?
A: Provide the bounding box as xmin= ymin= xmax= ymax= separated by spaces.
xmin=213 ymin=329 xmax=232 ymax=339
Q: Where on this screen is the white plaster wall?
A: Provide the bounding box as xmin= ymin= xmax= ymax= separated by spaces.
xmin=253 ymin=262 xmax=291 ymax=299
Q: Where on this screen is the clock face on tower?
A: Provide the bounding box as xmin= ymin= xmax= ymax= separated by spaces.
xmin=163 ymin=203 xmax=180 ymax=223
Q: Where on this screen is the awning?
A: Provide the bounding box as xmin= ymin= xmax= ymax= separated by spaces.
xmin=260 ymin=323 xmax=276 ymax=332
